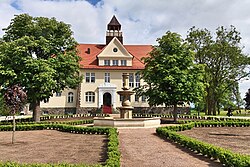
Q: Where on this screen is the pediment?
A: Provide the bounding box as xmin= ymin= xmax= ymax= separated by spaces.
xmin=97 ymin=37 xmax=133 ymax=58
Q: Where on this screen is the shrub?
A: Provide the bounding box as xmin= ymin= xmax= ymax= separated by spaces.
xmin=157 ymin=122 xmax=250 ymax=166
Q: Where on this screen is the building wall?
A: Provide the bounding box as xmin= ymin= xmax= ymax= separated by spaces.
xmin=40 ymin=88 xmax=77 ymax=108
xmin=40 ymin=69 xmax=150 ymax=114
xmin=80 ymin=69 xmax=149 ymax=109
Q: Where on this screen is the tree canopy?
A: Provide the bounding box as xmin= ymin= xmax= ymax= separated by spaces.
xmin=136 ymin=31 xmax=205 ymax=121
xmin=186 ymin=26 xmax=250 ymax=115
xmin=0 ymin=14 xmax=82 ymax=121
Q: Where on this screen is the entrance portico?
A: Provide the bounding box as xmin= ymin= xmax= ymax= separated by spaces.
xmin=98 ymin=83 xmax=117 ymax=109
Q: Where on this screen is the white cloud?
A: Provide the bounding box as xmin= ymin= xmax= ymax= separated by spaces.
xmin=0 ymin=0 xmax=250 ymax=96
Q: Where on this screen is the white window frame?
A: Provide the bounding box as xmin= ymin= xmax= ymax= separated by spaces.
xmin=85 ymin=92 xmax=95 ymax=103
xmin=68 ymin=92 xmax=74 ymax=103
xmin=105 ymin=73 xmax=110 ymax=83
xmin=44 ymin=98 xmax=49 ymax=103
xmin=135 ymin=95 xmax=139 ymax=102
xmin=104 ymin=60 xmax=110 ymax=66
xmin=142 ymin=95 xmax=146 ymax=102
xmin=135 ymin=73 xmax=140 ymax=87
xmin=56 ymin=92 xmax=61 ymax=97
xmin=121 ymin=60 xmax=127 ymax=66
xmin=129 ymin=73 xmax=134 ymax=88
xmin=86 ymin=73 xmax=95 ymax=83
xmin=112 ymin=60 xmax=118 ymax=66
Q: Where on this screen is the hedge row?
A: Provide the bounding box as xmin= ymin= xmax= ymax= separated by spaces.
xmin=133 ymin=113 xmax=250 ymax=122
xmin=40 ymin=114 xmax=107 ymax=121
xmin=0 ymin=124 xmax=109 ymax=135
xmin=0 ymin=124 xmax=120 ymax=167
xmin=177 ymin=120 xmax=250 ymax=127
xmin=0 ymin=113 xmax=108 ymax=123
xmin=105 ymin=128 xmax=120 ymax=167
xmin=0 ymin=119 xmax=93 ymax=126
xmin=156 ymin=122 xmax=250 ymax=167
xmin=0 ymin=162 xmax=101 ymax=167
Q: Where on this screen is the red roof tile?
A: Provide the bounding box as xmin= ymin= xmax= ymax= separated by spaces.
xmin=77 ymin=44 xmax=152 ymax=70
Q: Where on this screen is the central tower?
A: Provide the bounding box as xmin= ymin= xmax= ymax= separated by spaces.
xmin=106 ymin=15 xmax=123 ymax=44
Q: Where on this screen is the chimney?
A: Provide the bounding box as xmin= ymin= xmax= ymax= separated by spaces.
xmin=86 ymin=48 xmax=90 ymax=54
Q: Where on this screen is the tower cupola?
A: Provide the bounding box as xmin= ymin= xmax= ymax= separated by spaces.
xmin=106 ymin=15 xmax=123 ymax=44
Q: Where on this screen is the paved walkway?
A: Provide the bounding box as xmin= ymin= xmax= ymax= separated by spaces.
xmin=118 ymin=128 xmax=222 ymax=167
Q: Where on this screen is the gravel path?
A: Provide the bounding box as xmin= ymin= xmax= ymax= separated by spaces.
xmin=118 ymin=128 xmax=222 ymax=167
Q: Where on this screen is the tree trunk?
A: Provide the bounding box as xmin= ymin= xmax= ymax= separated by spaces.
xmin=212 ymin=97 xmax=217 ymax=116
xmin=12 ymin=114 xmax=15 ymax=144
xmin=217 ymin=101 xmax=220 ymax=115
xmin=207 ymin=95 xmax=212 ymax=115
xmin=173 ymin=104 xmax=178 ymax=122
xmin=204 ymin=87 xmax=209 ymax=115
xmin=32 ymin=101 xmax=41 ymax=122
xmin=207 ymin=87 xmax=212 ymax=115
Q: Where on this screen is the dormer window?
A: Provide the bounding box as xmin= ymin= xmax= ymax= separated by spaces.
xmin=104 ymin=60 xmax=110 ymax=66
xmin=112 ymin=60 xmax=118 ymax=66
xmin=121 ymin=60 xmax=127 ymax=66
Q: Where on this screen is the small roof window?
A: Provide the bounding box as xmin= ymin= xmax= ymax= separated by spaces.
xmin=113 ymin=47 xmax=118 ymax=52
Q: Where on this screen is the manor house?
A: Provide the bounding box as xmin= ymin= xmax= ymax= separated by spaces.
xmin=40 ymin=16 xmax=153 ymax=114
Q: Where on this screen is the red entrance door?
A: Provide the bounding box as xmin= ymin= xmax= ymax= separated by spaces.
xmin=103 ymin=92 xmax=112 ymax=114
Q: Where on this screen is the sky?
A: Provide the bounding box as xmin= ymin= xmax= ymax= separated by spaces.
xmin=0 ymin=0 xmax=250 ymax=98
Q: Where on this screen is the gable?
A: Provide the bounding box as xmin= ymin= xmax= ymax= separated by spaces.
xmin=97 ymin=37 xmax=133 ymax=58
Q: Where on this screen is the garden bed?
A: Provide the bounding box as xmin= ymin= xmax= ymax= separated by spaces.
xmin=0 ymin=124 xmax=120 ymax=166
xmin=0 ymin=130 xmax=107 ymax=165
xmin=179 ymin=127 xmax=250 ymax=155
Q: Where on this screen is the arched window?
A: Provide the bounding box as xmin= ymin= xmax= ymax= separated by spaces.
xmin=85 ymin=92 xmax=95 ymax=102
xmin=67 ymin=92 xmax=74 ymax=103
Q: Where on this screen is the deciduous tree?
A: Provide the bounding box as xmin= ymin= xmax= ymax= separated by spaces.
xmin=4 ymin=85 xmax=27 ymax=144
xmin=136 ymin=31 xmax=205 ymax=122
xmin=0 ymin=14 xmax=82 ymax=121
xmin=186 ymin=26 xmax=250 ymax=115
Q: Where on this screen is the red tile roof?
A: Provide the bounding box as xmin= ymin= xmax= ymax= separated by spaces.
xmin=77 ymin=44 xmax=153 ymax=70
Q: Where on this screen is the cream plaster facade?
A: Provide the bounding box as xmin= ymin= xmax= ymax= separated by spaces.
xmin=40 ymin=16 xmax=151 ymax=114
xmin=40 ymin=38 xmax=150 ymax=113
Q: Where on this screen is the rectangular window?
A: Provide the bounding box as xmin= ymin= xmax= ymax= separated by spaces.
xmin=105 ymin=73 xmax=110 ymax=83
xmin=112 ymin=60 xmax=118 ymax=66
xmin=120 ymin=95 xmax=131 ymax=101
xmin=104 ymin=60 xmax=110 ymax=66
xmin=85 ymin=92 xmax=95 ymax=103
xmin=44 ymin=98 xmax=49 ymax=103
xmin=121 ymin=60 xmax=127 ymax=66
xmin=135 ymin=73 xmax=140 ymax=87
xmin=135 ymin=95 xmax=139 ymax=102
xmin=120 ymin=95 xmax=124 ymax=102
xmin=86 ymin=73 xmax=95 ymax=83
xmin=142 ymin=95 xmax=146 ymax=102
xmin=129 ymin=73 xmax=134 ymax=87
xmin=56 ymin=92 xmax=61 ymax=97
xmin=68 ymin=92 xmax=74 ymax=103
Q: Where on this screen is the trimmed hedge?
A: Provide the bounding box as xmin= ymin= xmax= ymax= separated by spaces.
xmin=0 ymin=124 xmax=120 ymax=167
xmin=156 ymin=122 xmax=250 ymax=167
xmin=0 ymin=113 xmax=107 ymax=123
xmin=177 ymin=120 xmax=250 ymax=127
xmin=0 ymin=162 xmax=101 ymax=167
xmin=40 ymin=114 xmax=108 ymax=121
xmin=133 ymin=113 xmax=250 ymax=122
xmin=0 ymin=119 xmax=93 ymax=126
